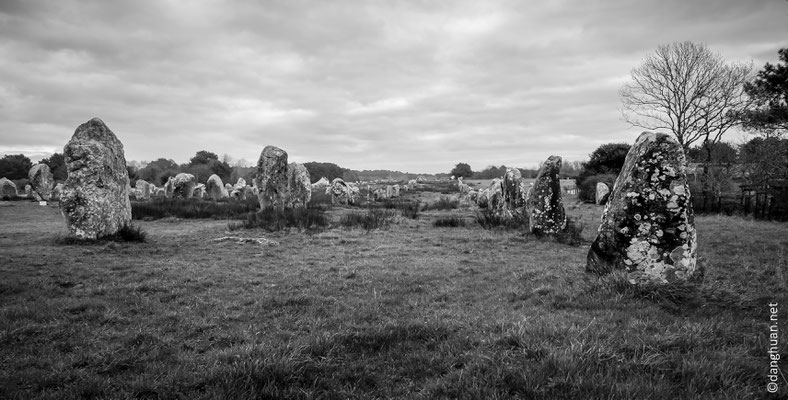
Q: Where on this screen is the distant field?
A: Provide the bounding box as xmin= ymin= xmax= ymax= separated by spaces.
xmin=1 ymin=189 xmax=786 ymax=399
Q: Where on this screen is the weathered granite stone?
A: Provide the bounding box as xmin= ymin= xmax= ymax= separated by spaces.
xmin=408 ymin=179 xmax=417 ymax=190
xmin=586 ymin=132 xmax=698 ymax=285
xmin=488 ymin=178 xmax=503 ymax=210
xmin=135 ymin=179 xmax=151 ymax=200
xmin=392 ymin=184 xmax=400 ymax=198
xmin=51 ymin=183 xmax=64 ymax=201
xmin=0 ymin=177 xmax=17 ymax=198
xmin=596 ymin=182 xmax=610 ymax=205
xmin=502 ymin=167 xmax=524 ymax=211
xmin=329 ymin=178 xmax=351 ymax=205
xmin=164 ymin=177 xmax=175 ymax=198
xmin=29 ymin=163 xmax=54 ymax=201
xmin=255 ymin=145 xmax=289 ymax=209
xmin=527 ymin=155 xmax=566 ymax=235
xmin=59 ymin=118 xmax=131 ymax=239
xmin=205 ymin=174 xmax=225 ymax=200
xmin=24 ymin=184 xmax=32 ymax=197
xmin=172 ymin=173 xmax=196 ymax=199
xmin=192 ymin=183 xmax=206 ymax=199
xmin=286 ymin=162 xmax=311 ymax=208
xmin=476 ymin=188 xmax=490 ymax=208
xmin=312 ymin=177 xmax=330 ymax=189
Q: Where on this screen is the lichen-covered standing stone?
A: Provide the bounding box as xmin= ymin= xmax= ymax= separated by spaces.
xmin=527 ymin=155 xmax=566 ymax=234
xmin=29 ymin=163 xmax=54 ymax=201
xmin=286 ymin=162 xmax=311 ymax=208
xmin=502 ymin=167 xmax=524 ymax=211
xmin=596 ymin=182 xmax=610 ymax=205
xmin=0 ymin=177 xmax=18 ymax=198
xmin=488 ymin=178 xmax=503 ymax=210
xmin=206 ymin=174 xmax=224 ymax=200
xmin=586 ymin=132 xmax=698 ymax=285
xmin=51 ymin=183 xmax=64 ymax=201
xmin=135 ymin=179 xmax=151 ymax=200
xmin=329 ymin=178 xmax=351 ymax=205
xmin=60 ymin=118 xmax=131 ymax=239
xmin=172 ymin=173 xmax=196 ymax=199
xmin=255 ymin=145 xmax=289 ymax=209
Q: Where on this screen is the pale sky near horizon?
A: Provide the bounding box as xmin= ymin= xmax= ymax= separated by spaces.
xmin=1 ymin=0 xmax=786 ymax=173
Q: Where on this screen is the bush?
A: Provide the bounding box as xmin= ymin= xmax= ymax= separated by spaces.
xmin=433 ymin=216 xmax=466 ymax=227
xmin=228 ymin=206 xmax=329 ymax=232
xmin=131 ymin=197 xmax=259 ymax=220
xmin=423 ymin=196 xmax=459 ymax=211
xmin=371 ymin=199 xmax=420 ymax=219
xmin=340 ymin=209 xmax=398 ymax=230
xmin=475 ymin=209 xmax=529 ymax=230
xmin=577 ymin=174 xmax=617 ymax=203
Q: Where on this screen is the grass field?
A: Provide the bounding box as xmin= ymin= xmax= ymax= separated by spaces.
xmin=1 ymin=189 xmax=786 ymax=399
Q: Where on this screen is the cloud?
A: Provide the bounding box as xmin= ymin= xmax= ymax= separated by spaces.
xmin=1 ymin=0 xmax=785 ymax=173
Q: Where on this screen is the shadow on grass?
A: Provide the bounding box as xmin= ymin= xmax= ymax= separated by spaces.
xmin=56 ymin=223 xmax=147 ymax=244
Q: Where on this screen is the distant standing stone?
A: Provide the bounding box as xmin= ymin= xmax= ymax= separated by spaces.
xmin=255 ymin=145 xmax=289 ymax=209
xmin=59 ymin=118 xmax=131 ymax=239
xmin=172 ymin=173 xmax=196 ymax=199
xmin=206 ymin=174 xmax=225 ymax=200
xmin=135 ymin=179 xmax=151 ymax=200
xmin=329 ymin=178 xmax=352 ymax=205
xmin=0 ymin=177 xmax=17 ymax=198
xmin=502 ymin=167 xmax=524 ymax=211
xmin=286 ymin=162 xmax=311 ymax=208
xmin=29 ymin=163 xmax=54 ymax=201
xmin=596 ymin=182 xmax=610 ymax=205
xmin=586 ymin=132 xmax=698 ymax=285
xmin=527 ymin=155 xmax=566 ymax=235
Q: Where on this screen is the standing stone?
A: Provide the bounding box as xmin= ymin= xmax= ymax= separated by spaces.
xmin=502 ymin=167 xmax=524 ymax=211
xmin=0 ymin=177 xmax=18 ymax=198
xmin=312 ymin=177 xmax=330 ymax=189
xmin=329 ymin=178 xmax=351 ymax=205
xmin=392 ymin=184 xmax=401 ymax=198
xmin=164 ymin=177 xmax=175 ymax=198
xmin=206 ymin=174 xmax=225 ymax=200
xmin=476 ymin=188 xmax=490 ymax=208
xmin=255 ymin=145 xmax=289 ymax=209
xmin=286 ymin=162 xmax=311 ymax=208
xmin=386 ymin=185 xmax=394 ymax=199
xmin=488 ymin=178 xmax=503 ymax=210
xmin=527 ymin=155 xmax=566 ymax=235
xmin=29 ymin=163 xmax=54 ymax=201
xmin=192 ymin=183 xmax=206 ymax=199
xmin=60 ymin=118 xmax=131 ymax=239
xmin=135 ymin=179 xmax=151 ymax=200
xmin=172 ymin=173 xmax=196 ymax=199
xmin=596 ymin=182 xmax=610 ymax=205
xmin=586 ymin=132 xmax=697 ymax=285
xmin=51 ymin=183 xmax=64 ymax=201
xmin=408 ymin=179 xmax=417 ymax=190
xmin=24 ymin=184 xmax=32 ymax=197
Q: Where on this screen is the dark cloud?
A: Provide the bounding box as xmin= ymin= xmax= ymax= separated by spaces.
xmin=1 ymin=0 xmax=785 ymax=171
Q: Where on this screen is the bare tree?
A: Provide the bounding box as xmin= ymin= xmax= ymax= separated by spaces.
xmin=620 ymin=41 xmax=752 ymax=152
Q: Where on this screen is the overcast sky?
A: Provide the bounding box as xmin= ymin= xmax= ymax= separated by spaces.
xmin=1 ymin=0 xmax=786 ymax=173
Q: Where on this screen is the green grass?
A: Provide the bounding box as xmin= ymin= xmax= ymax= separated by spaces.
xmin=0 ymin=202 xmax=786 ymax=399
xmin=132 ymin=197 xmax=259 ymax=220
xmin=475 ymin=208 xmax=529 ymax=230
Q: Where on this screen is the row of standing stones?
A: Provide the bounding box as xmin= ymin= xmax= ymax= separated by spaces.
xmin=40 ymin=118 xmax=697 ymax=287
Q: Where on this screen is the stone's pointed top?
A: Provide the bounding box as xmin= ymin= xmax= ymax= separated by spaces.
xmin=72 ymin=117 xmax=122 ymax=146
xmin=261 ymin=145 xmax=287 ymax=158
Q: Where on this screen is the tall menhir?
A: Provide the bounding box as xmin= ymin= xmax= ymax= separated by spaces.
xmin=59 ymin=118 xmax=131 ymax=239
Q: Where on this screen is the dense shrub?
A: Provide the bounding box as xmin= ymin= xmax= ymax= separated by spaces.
xmin=340 ymin=209 xmax=398 ymax=230
xmin=371 ymin=199 xmax=420 ymax=219
xmin=228 ymin=206 xmax=329 ymax=232
xmin=577 ymin=174 xmax=617 ymax=203
xmin=475 ymin=209 xmax=529 ymax=230
xmin=423 ymin=196 xmax=459 ymax=211
xmin=433 ymin=216 xmax=466 ymax=227
xmin=131 ymin=197 xmax=259 ymax=220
